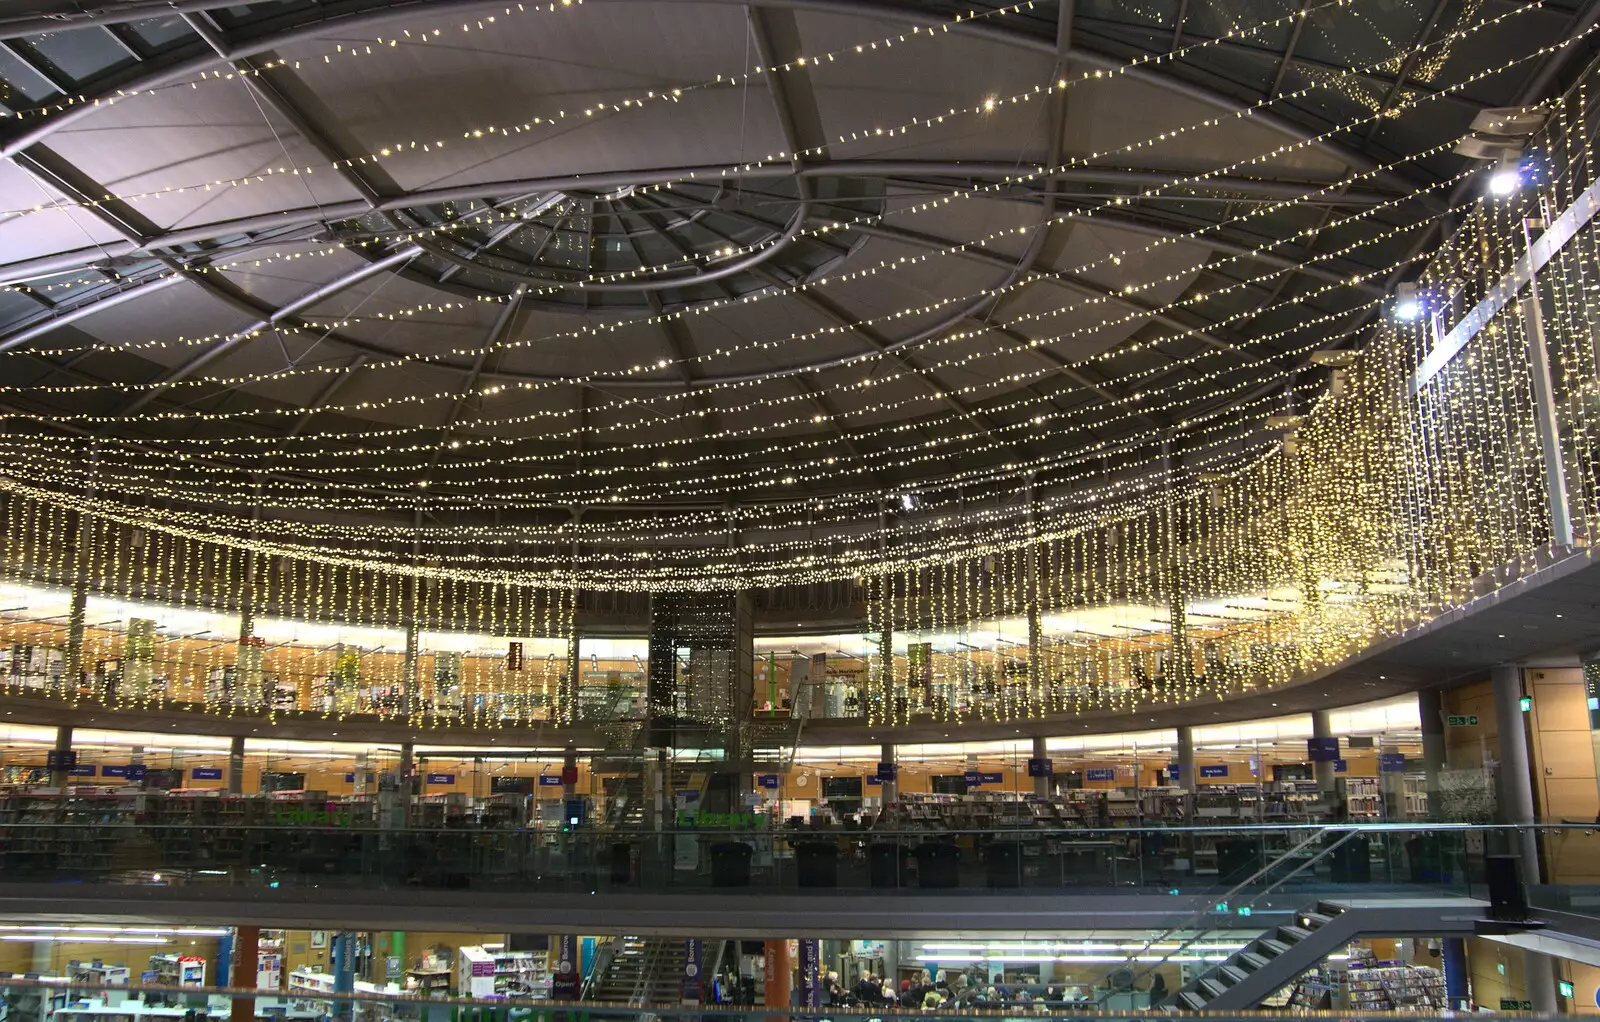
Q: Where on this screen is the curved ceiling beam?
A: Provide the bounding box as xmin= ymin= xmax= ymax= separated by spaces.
xmin=118 ymin=246 xmax=422 ymax=415
xmin=0 ymin=0 xmax=1430 ymax=194
xmin=0 ymin=160 xmax=1396 ymax=288
xmin=410 ymin=193 xmax=810 ymax=291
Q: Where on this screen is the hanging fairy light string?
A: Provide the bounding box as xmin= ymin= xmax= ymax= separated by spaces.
xmin=3 ymin=135 xmax=1472 ymax=444
xmin=0 ymin=0 xmax=1403 ymax=227
xmin=0 ymin=244 xmax=1435 ymax=516
xmin=2 ymin=3 xmax=1544 ymax=403
xmin=1 ymin=8 xmax=1595 ymax=729
xmin=2 ymin=142 xmax=1459 ymax=450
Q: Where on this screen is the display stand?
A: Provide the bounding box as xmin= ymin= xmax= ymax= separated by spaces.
xmin=69 ymin=962 xmax=131 ymax=988
xmin=148 ymin=954 xmax=204 ymax=987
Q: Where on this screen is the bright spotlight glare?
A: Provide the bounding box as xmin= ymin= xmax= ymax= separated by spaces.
xmin=1488 ymin=167 xmax=1521 ymax=196
xmin=1394 ymin=298 xmax=1423 ymax=321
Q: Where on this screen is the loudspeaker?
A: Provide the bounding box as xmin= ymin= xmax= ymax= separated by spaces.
xmin=1486 ymin=854 xmax=1529 ymax=921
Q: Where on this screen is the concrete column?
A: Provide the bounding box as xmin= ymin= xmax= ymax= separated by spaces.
xmin=399 ymin=742 xmax=415 ymax=822
xmin=49 ymin=724 xmax=72 ymax=790
xmin=562 ymin=747 xmax=579 ymax=799
xmin=877 ymin=629 xmax=893 ymax=721
xmin=879 ymin=743 xmax=896 ymax=804
xmin=1418 ymin=687 xmax=1446 ymax=819
xmin=235 ymin=545 xmax=261 ymax=710
xmin=228 ymin=735 xmax=246 ymax=795
xmin=1312 ymin=709 xmax=1336 ymax=796
xmin=562 ymin=630 xmax=581 ymax=725
xmin=232 ymin=926 xmax=260 ymax=1019
xmin=61 ymin=510 xmax=90 ymax=697
xmin=1491 ymin=663 xmax=1542 ymax=880
xmin=1031 ymin=736 xmax=1051 ymax=797
xmin=1524 ymin=948 xmax=1559 ymax=1014
xmin=1177 ymin=725 xmax=1197 ymax=794
xmin=401 ymin=618 xmax=420 ymax=719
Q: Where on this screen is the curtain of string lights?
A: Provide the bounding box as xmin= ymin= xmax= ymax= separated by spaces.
xmin=0 ymin=4 xmax=1596 ymax=730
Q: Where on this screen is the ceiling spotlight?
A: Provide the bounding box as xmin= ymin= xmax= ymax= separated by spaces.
xmin=1488 ymin=152 xmax=1523 ymax=197
xmin=1393 ymin=282 xmax=1424 ymax=321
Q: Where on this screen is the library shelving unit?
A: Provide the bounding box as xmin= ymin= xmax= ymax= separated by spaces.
xmin=1338 ymin=777 xmax=1382 ymax=819
xmin=68 ymin=962 xmax=131 ymax=988
xmin=148 ymin=954 xmax=205 ymax=987
xmin=287 ymin=965 xmax=336 ymax=1016
xmin=456 ymin=946 xmax=549 ymax=998
xmin=403 ymin=967 xmax=451 ymax=996
xmin=257 ymin=930 xmax=285 ymax=991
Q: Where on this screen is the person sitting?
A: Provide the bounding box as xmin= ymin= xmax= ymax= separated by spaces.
xmin=922 ymin=989 xmax=945 ymax=1010
xmin=854 ymin=973 xmax=880 ymax=1005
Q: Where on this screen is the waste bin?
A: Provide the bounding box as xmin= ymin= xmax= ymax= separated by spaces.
xmin=709 ymin=841 xmax=753 ymax=887
xmin=869 ymin=842 xmax=904 ymax=887
xmin=986 ymin=840 xmax=1024 ymax=887
xmin=1216 ymin=839 xmax=1260 ymax=883
xmin=1328 ymin=834 xmax=1370 ymax=883
xmin=609 ymin=842 xmax=634 ymax=886
xmin=915 ymin=841 xmax=960 ymax=888
xmin=794 ymin=841 xmax=839 ymax=888
xmin=1406 ymin=833 xmax=1448 ymax=883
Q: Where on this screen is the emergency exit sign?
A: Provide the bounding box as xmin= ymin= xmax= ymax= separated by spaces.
xmin=1447 ymin=714 xmax=1479 ymax=727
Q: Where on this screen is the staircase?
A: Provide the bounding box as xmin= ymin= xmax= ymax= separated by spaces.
xmin=1171 ymin=898 xmax=1485 ymax=1011
xmin=587 ymin=936 xmax=681 ymax=1005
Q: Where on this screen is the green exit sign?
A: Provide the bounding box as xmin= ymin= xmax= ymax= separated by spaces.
xmin=1559 ymin=981 xmax=1574 ymax=998
xmin=1447 ymin=714 xmax=1480 ymax=727
xmin=1499 ymin=999 xmax=1533 ymax=1011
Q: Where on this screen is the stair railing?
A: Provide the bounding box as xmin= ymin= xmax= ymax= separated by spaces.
xmin=1094 ymin=825 xmax=1355 ymax=1004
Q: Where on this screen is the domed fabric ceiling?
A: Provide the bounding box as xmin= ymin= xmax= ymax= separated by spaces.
xmin=0 ymin=0 xmax=1590 ymax=586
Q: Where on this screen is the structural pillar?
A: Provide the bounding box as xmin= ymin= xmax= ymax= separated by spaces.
xmin=879 ymin=743 xmax=897 ymax=805
xmin=49 ymin=724 xmax=72 ymax=790
xmin=1525 ymin=949 xmax=1559 ymax=1014
xmin=1417 ymin=687 xmax=1447 ymax=819
xmin=231 ymin=925 xmax=260 ymax=1020
xmin=401 ymin=615 xmax=420 ymax=720
xmin=1177 ymin=725 xmax=1197 ymax=795
xmin=1441 ymin=938 xmax=1469 ymax=1009
xmin=331 ymin=932 xmax=354 ymax=1021
xmin=1031 ymin=736 xmax=1050 ymax=797
xmin=1311 ymin=709 xmax=1336 ymax=796
xmin=228 ymin=735 xmax=246 ymax=795
xmin=763 ymin=939 xmax=792 ymax=1010
xmin=61 ymin=510 xmax=91 ymax=696
xmin=1491 ymin=664 xmax=1541 ymax=878
xmin=562 ymin=747 xmax=579 ymax=799
xmin=398 ymin=742 xmax=415 ymax=796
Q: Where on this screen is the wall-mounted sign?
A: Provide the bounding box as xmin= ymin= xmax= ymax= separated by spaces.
xmin=425 ymin=772 xmax=456 ymax=785
xmin=101 ymin=765 xmax=129 ymax=777
xmin=539 ymin=775 xmax=564 ymax=786
xmin=875 ymin=762 xmax=897 ymax=780
xmin=507 ymin=641 xmax=524 ymax=672
xmin=1446 ymin=714 xmax=1479 ymax=727
xmin=1199 ymin=764 xmax=1230 ymax=778
xmin=756 ymin=774 xmax=780 ymax=789
xmin=192 ymin=767 xmax=223 ymax=781
xmin=68 ymin=765 xmax=96 ymax=777
xmin=1085 ymin=768 xmax=1115 ymax=781
xmin=1026 ymin=757 xmax=1052 ymax=777
xmin=1379 ymin=753 xmax=1407 ymax=773
xmin=1307 ymin=737 xmax=1340 ymax=762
